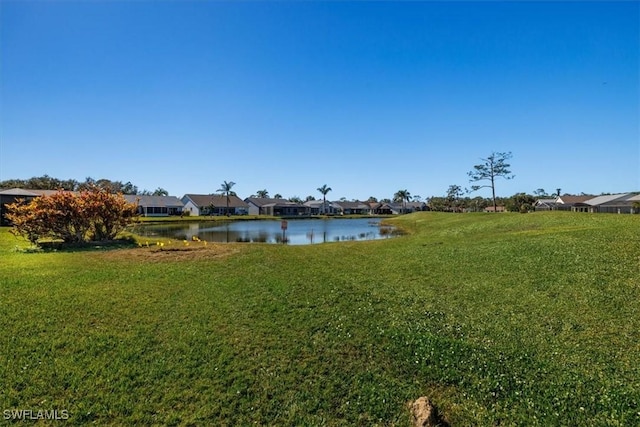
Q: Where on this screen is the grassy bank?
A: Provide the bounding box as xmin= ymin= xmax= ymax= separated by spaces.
xmin=1 ymin=212 xmax=639 ymax=425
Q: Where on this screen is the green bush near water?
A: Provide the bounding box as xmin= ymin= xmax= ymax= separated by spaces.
xmin=1 ymin=212 xmax=639 ymax=425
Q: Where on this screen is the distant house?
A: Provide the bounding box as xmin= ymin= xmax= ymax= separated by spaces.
xmin=365 ymin=201 xmax=427 ymax=215
xmin=245 ymin=197 xmax=309 ymax=216
xmin=182 ymin=194 xmax=248 ymax=216
xmin=383 ymin=201 xmax=428 ymax=214
xmin=555 ymin=195 xmax=594 ymax=212
xmin=333 ymin=201 xmax=370 ymax=215
xmin=484 ymin=205 xmax=506 ymax=213
xmin=0 ymin=188 xmax=74 ymax=225
xmin=372 ymin=202 xmax=394 ymax=215
xmin=583 ymin=193 xmax=637 ymax=214
xmin=404 ymin=201 xmax=428 ymax=213
xmin=628 ymin=194 xmax=640 ymax=214
xmin=304 ymin=200 xmax=339 ymax=215
xmin=123 ymin=195 xmax=184 ymax=217
xmin=537 ymin=193 xmax=639 ymax=214
xmin=534 ymin=198 xmax=558 ymax=211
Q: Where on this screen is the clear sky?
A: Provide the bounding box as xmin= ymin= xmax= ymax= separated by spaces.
xmin=1 ymin=1 xmax=638 ymax=201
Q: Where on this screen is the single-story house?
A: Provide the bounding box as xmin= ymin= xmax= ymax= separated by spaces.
xmin=484 ymin=205 xmax=506 ymax=213
xmin=387 ymin=203 xmax=405 ymax=214
xmin=123 ymin=195 xmax=184 ymax=217
xmin=555 ymin=195 xmax=593 ymax=212
xmin=404 ymin=201 xmax=429 ymax=213
xmin=534 ymin=198 xmax=558 ymax=211
xmin=371 ymin=202 xmax=394 ymax=215
xmin=0 ymin=188 xmax=73 ymax=225
xmin=304 ymin=200 xmax=339 ymax=215
xmin=332 ymin=201 xmax=371 ymax=215
xmin=535 ymin=193 xmax=639 ymax=214
xmin=383 ymin=202 xmax=428 ymax=214
xmin=182 ymin=194 xmax=249 ymax=216
xmin=368 ymin=201 xmax=428 ymax=215
xmin=583 ymin=193 xmax=637 ymax=214
xmin=628 ymin=194 xmax=640 ymax=214
xmin=244 ymin=197 xmax=309 ymax=216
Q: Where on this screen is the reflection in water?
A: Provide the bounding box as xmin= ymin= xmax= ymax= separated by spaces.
xmin=133 ymin=218 xmax=400 ymax=245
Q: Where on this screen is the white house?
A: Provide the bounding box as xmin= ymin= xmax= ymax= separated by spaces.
xmin=123 ymin=195 xmax=184 ymax=217
xmin=303 ymin=199 xmax=339 ymax=215
xmin=181 ymin=194 xmax=249 ymax=216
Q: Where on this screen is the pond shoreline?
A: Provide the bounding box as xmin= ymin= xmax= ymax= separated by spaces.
xmin=131 ymin=217 xmax=400 ymax=245
xmin=137 ymin=214 xmax=395 ymax=224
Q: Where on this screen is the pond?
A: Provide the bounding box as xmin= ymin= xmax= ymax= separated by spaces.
xmin=132 ymin=218 xmax=400 ymax=245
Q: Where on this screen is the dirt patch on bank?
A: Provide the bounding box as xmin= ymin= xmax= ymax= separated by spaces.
xmin=97 ymin=243 xmax=241 ymax=263
xmin=409 ymin=397 xmax=450 ymax=427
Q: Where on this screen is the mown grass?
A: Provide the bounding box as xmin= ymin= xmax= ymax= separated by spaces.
xmin=1 ymin=212 xmax=639 ymax=425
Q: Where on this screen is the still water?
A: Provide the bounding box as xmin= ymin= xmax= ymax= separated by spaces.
xmin=133 ymin=218 xmax=399 ymax=245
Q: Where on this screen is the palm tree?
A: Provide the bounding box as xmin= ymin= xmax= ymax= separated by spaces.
xmin=274 ymin=193 xmax=282 ymax=199
xmin=256 ymin=189 xmax=269 ymax=199
xmin=217 ymin=180 xmax=236 ymax=216
xmin=393 ymin=189 xmax=412 ymax=214
xmin=317 ymin=184 xmax=332 ymax=214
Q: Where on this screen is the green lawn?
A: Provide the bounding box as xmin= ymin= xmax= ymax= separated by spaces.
xmin=1 ymin=212 xmax=639 ymax=425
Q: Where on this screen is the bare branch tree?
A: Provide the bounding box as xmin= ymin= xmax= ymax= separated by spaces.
xmin=468 ymin=152 xmax=514 ymax=212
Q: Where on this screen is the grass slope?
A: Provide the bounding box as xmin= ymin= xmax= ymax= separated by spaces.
xmin=1 ymin=212 xmax=639 ymax=426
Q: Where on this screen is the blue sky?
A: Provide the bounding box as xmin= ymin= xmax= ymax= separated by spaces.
xmin=1 ymin=1 xmax=638 ymax=201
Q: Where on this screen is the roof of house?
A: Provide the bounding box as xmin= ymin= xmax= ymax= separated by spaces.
xmin=333 ymin=201 xmax=369 ymax=210
xmin=377 ymin=202 xmax=400 ymax=210
xmin=262 ymin=202 xmax=308 ymax=209
xmin=123 ymin=195 xmax=184 ymax=208
xmin=245 ymin=197 xmax=294 ymax=207
xmin=557 ymin=195 xmax=593 ymax=205
xmin=0 ymin=188 xmax=41 ymax=196
xmin=585 ymin=193 xmax=631 ymax=206
xmin=0 ymin=188 xmax=75 ymax=197
xmin=374 ymin=203 xmax=403 ymax=212
xmin=303 ymin=200 xmax=337 ymax=207
xmin=405 ymin=201 xmax=427 ymax=208
xmin=389 ymin=202 xmax=406 ymax=209
xmin=535 ymin=198 xmax=558 ymax=205
xmin=183 ymin=194 xmax=248 ymax=208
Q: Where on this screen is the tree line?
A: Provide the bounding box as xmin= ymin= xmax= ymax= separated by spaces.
xmin=3 ymin=152 xmax=575 ymax=213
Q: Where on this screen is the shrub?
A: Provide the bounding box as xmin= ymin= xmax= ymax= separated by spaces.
xmin=6 ymin=187 xmax=138 ymax=245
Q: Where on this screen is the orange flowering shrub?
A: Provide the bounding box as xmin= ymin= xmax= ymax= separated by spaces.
xmin=6 ymin=187 xmax=138 ymax=245
xmin=80 ymin=187 xmax=138 ymax=241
